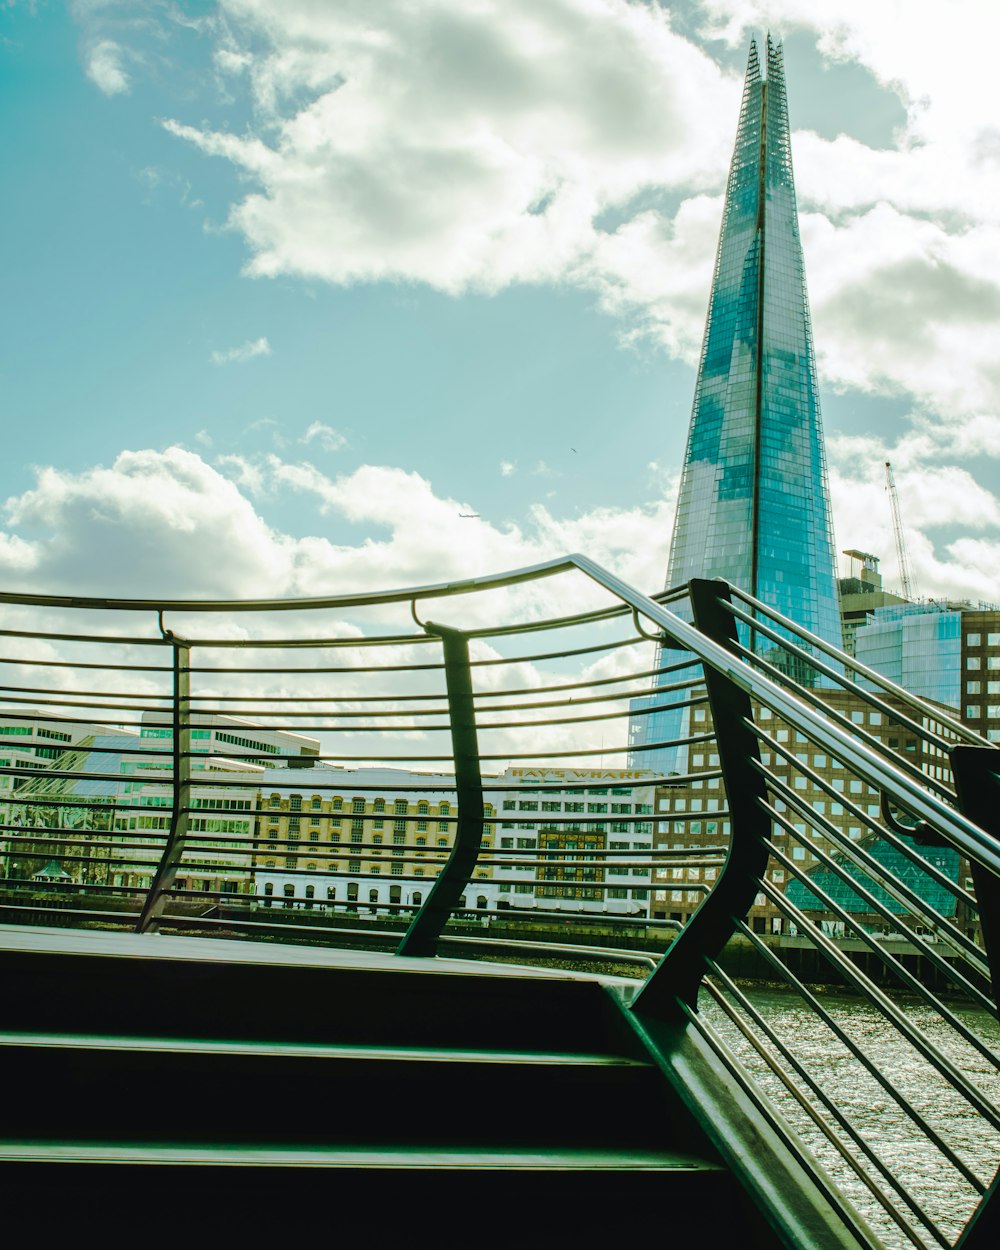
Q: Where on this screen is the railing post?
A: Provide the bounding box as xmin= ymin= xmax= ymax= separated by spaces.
xmin=397 ymin=622 xmax=484 ymax=958
xmin=631 ymin=578 xmax=771 ymax=1016
xmin=948 ymin=745 xmax=1000 ymax=1010
xmin=136 ymin=635 xmax=192 ymax=933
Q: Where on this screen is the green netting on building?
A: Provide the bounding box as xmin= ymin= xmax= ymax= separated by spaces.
xmin=785 ymin=834 xmax=960 ymax=918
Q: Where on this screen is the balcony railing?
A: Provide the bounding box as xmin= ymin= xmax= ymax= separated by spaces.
xmin=0 ymin=554 xmax=997 ymax=1248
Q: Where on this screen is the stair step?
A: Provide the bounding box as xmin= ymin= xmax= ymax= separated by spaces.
xmin=0 ymin=942 xmax=642 ymax=1054
xmin=0 ymin=1141 xmax=768 ymax=1243
xmin=0 ymin=1141 xmax=723 ymax=1170
xmin=3 ymin=1027 xmax=675 ymax=1150
xmin=0 ymin=1031 xmax=651 ymax=1068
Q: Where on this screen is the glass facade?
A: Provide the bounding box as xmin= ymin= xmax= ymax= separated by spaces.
xmin=854 ymin=603 xmax=962 ymax=710
xmin=631 ymin=38 xmax=842 ymax=773
xmin=786 ymin=832 xmax=959 ymax=918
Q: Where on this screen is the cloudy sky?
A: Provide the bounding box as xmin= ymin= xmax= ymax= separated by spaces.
xmin=3 ymin=0 xmax=1000 ymax=614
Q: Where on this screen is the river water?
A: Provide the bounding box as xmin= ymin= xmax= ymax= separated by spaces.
xmin=699 ymin=984 xmax=1000 ymax=1248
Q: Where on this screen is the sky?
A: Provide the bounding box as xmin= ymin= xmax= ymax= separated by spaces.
xmin=3 ymin=0 xmax=1000 ymax=623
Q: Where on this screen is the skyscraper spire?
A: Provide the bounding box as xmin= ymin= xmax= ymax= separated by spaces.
xmin=664 ymin=35 xmax=840 ymax=644
xmin=630 ymin=38 xmax=841 ymax=770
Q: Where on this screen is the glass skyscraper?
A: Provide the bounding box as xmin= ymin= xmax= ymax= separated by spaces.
xmin=631 ymin=37 xmax=842 ymax=771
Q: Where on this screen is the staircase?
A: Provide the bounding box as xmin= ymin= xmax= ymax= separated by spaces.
xmin=0 ymin=935 xmax=760 ymax=1235
xmin=0 ymin=926 xmax=811 ymax=1242
xmin=2 ymin=561 xmax=997 ymax=1246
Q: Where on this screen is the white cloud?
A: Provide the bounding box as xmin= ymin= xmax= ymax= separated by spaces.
xmin=0 ymin=447 xmax=675 ymax=620
xmin=85 ymin=38 xmax=129 ymax=96
xmin=499 ymin=460 xmax=516 ymax=477
xmin=157 ymin=2 xmax=1000 ymax=434
xmin=828 ymin=430 xmax=1000 ymax=602
xmin=165 ymin=0 xmax=736 ymax=296
xmin=216 ymin=453 xmax=267 ymax=497
xmin=210 ymin=336 xmax=271 ymax=365
xmin=301 ymin=422 xmax=347 ymax=453
xmin=3 ymin=448 xmax=293 ymax=599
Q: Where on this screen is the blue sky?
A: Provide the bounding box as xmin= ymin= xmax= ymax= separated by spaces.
xmin=2 ymin=0 xmax=1000 ymax=611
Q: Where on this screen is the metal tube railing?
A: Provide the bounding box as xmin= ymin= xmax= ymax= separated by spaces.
xmin=1 ymin=556 xmax=998 ymax=1250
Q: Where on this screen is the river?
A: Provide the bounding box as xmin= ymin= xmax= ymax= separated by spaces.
xmin=700 ymin=984 xmax=1000 ymax=1248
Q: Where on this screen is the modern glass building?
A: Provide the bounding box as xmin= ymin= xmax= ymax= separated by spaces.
xmin=853 ymin=603 xmax=962 ymax=710
xmin=631 ymin=37 xmax=842 ymax=772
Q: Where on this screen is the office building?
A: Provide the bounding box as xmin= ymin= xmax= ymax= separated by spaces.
xmin=493 ymin=766 xmax=657 ymax=917
xmin=652 ymin=691 xmax=963 ymax=935
xmin=838 ymin=550 xmax=907 ymax=658
xmin=854 ymin=602 xmax=1000 ymax=739
xmin=632 ymin=36 xmax=841 ymax=772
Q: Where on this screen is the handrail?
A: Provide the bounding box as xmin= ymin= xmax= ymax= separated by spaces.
xmin=568 ymin=557 xmax=1000 ymax=879
xmin=1 ymin=554 xmax=998 ymax=1249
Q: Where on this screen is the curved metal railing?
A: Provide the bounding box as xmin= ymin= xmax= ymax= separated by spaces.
xmin=0 ymin=555 xmax=997 ymax=1247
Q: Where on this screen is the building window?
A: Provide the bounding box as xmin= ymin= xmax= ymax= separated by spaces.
xmin=352 ymin=798 xmax=365 ymax=814
xmin=967 ymin=633 xmax=981 ymax=646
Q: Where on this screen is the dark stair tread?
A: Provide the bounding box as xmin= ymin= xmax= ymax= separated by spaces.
xmin=0 ymin=1141 xmax=726 ymax=1171
xmin=0 ymin=935 xmax=642 ymax=1054
xmin=0 ymin=1030 xmax=652 ymax=1068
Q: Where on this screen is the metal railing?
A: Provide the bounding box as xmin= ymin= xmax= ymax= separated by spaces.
xmin=0 ymin=555 xmax=996 ymax=1247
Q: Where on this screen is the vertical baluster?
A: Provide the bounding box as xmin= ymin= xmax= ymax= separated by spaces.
xmin=949 ymin=745 xmax=1000 ymax=1010
xmin=397 ymin=621 xmax=483 ymax=958
xmin=136 ymin=633 xmax=192 ymax=933
xmin=632 ymin=578 xmax=771 ymax=1016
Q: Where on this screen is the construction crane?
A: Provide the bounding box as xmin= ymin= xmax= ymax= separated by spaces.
xmin=884 ymin=461 xmax=914 ymax=600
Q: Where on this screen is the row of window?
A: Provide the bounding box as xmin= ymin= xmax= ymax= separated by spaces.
xmin=265 ymin=794 xmax=458 ymax=814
